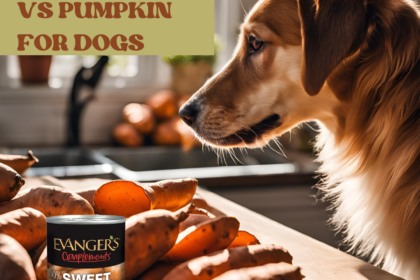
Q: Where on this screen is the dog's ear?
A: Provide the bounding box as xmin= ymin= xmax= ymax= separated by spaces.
xmin=298 ymin=0 xmax=367 ymax=96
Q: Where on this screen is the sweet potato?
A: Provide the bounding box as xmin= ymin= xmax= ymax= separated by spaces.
xmin=0 ymin=186 xmax=94 ymax=217
xmin=75 ymin=188 xmax=97 ymax=208
xmin=0 ymin=162 xmax=25 ymax=203
xmin=35 ymin=246 xmax=47 ymax=280
xmin=179 ymin=214 xmax=212 ymax=232
xmin=136 ymin=262 xmax=177 ymax=280
xmin=0 ymin=208 xmax=46 ymax=251
xmin=0 ymin=233 xmax=36 ymax=280
xmin=147 ymin=90 xmax=177 ymax=119
xmin=192 ymin=194 xmax=226 ymax=218
xmin=191 ymin=207 xmax=215 ymax=218
xmin=31 ymin=241 xmax=46 ymax=266
xmin=125 ymin=204 xmax=195 ymax=280
xmin=122 ymin=103 xmax=156 ymax=135
xmin=94 ymin=178 xmax=197 ymax=217
xmin=227 ymin=231 xmax=260 ymax=249
xmin=0 ymin=150 xmax=39 ymax=175
xmin=153 ymin=118 xmax=181 ymax=146
xmin=163 ymin=244 xmax=293 ymax=280
xmin=161 ymin=216 xmax=239 ymax=262
xmin=107 ymin=263 xmax=125 ymax=280
xmin=175 ymin=117 xmax=200 ymax=152
xmin=213 ymin=263 xmax=303 ymax=280
xmin=113 ymin=123 xmax=144 ymax=147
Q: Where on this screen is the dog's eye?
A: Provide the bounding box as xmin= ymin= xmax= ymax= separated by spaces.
xmin=249 ymin=35 xmax=264 ymax=54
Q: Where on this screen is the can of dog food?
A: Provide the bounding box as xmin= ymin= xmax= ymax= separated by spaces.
xmin=46 ymin=215 xmax=125 ymax=280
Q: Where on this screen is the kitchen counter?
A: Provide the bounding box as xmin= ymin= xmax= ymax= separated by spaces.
xmin=25 ymin=176 xmax=403 ymax=280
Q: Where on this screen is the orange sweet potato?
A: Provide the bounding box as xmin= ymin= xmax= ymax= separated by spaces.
xmin=113 ymin=123 xmax=144 ymax=147
xmin=0 ymin=233 xmax=36 ymax=280
xmin=0 ymin=208 xmax=46 ymax=251
xmin=153 ymin=118 xmax=181 ymax=146
xmin=136 ymin=262 xmax=177 ymax=280
xmin=94 ymin=178 xmax=197 ymax=217
xmin=125 ymin=204 xmax=195 ymax=280
xmin=0 ymin=186 xmax=94 ymax=217
xmin=161 ymin=216 xmax=239 ymax=263
xmin=175 ymin=117 xmax=198 ymax=152
xmin=34 ymin=245 xmax=47 ymax=280
xmin=0 ymin=151 xmax=39 ymax=175
xmin=213 ymin=263 xmax=303 ymax=280
xmin=146 ymin=90 xmax=177 ymax=119
xmin=0 ymin=162 xmax=25 ymax=203
xmin=227 ymin=231 xmax=260 ymax=249
xmin=122 ymin=103 xmax=156 ymax=135
xmin=163 ymin=244 xmax=293 ymax=280
xmin=179 ymin=214 xmax=212 ymax=232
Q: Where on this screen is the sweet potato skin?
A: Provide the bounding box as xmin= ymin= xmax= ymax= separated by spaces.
xmin=0 ymin=151 xmax=39 ymax=175
xmin=125 ymin=204 xmax=194 ymax=280
xmin=179 ymin=214 xmax=212 ymax=232
xmin=147 ymin=178 xmax=197 ymax=211
xmin=227 ymin=231 xmax=260 ymax=249
xmin=146 ymin=90 xmax=177 ymax=119
xmin=161 ymin=216 xmax=239 ymax=262
xmin=0 ymin=162 xmax=25 ymax=203
xmin=35 ymin=246 xmax=47 ymax=280
xmin=0 ymin=233 xmax=36 ymax=280
xmin=136 ymin=262 xmax=177 ymax=280
xmin=75 ymin=188 xmax=97 ymax=208
xmin=213 ymin=263 xmax=303 ymax=280
xmin=0 ymin=186 xmax=94 ymax=217
xmin=0 ymin=208 xmax=46 ymax=251
xmin=94 ymin=178 xmax=197 ymax=217
xmin=163 ymin=244 xmax=293 ymax=280
xmin=122 ymin=103 xmax=156 ymax=135
xmin=113 ymin=123 xmax=144 ymax=147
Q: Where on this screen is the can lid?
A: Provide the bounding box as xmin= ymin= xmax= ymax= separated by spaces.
xmin=46 ymin=215 xmax=126 ymax=225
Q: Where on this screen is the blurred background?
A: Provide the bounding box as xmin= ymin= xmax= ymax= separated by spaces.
xmin=0 ymin=0 xmax=339 ymax=248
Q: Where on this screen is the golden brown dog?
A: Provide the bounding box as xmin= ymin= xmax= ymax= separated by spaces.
xmin=180 ymin=0 xmax=420 ymax=278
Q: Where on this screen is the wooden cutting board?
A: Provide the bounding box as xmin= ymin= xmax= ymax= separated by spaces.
xmin=24 ymin=177 xmax=403 ymax=280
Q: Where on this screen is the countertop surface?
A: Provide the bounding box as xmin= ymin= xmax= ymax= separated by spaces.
xmin=25 ymin=176 xmax=403 ymax=280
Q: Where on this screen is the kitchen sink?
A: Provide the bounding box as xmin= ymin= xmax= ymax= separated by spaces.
xmin=99 ymin=146 xmax=289 ymax=171
xmin=6 ymin=148 xmax=114 ymax=178
xmin=3 ymin=147 xmax=317 ymax=186
xmin=96 ymin=147 xmax=314 ymax=185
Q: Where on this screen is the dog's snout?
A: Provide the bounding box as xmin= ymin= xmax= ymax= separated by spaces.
xmin=179 ymin=102 xmax=199 ymax=127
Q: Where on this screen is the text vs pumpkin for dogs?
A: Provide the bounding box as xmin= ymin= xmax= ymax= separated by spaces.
xmin=46 ymin=215 xmax=126 ymax=280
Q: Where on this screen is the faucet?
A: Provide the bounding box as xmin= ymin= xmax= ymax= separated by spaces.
xmin=67 ymin=56 xmax=109 ymax=147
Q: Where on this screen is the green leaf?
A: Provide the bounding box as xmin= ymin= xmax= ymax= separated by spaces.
xmin=110 ymin=236 xmax=114 ymax=240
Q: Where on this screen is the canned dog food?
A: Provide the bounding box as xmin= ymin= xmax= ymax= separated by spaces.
xmin=46 ymin=215 xmax=125 ymax=280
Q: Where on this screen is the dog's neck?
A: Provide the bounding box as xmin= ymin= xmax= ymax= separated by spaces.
xmin=314 ymin=1 xmax=420 ymax=278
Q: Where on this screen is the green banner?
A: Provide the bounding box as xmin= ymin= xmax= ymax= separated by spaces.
xmin=0 ymin=0 xmax=214 ymax=55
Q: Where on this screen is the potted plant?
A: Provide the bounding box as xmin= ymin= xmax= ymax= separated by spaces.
xmin=18 ymin=56 xmax=52 ymax=84
xmin=163 ymin=35 xmax=222 ymax=96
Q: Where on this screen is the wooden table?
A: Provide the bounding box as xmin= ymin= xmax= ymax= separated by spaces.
xmin=25 ymin=177 xmax=403 ymax=280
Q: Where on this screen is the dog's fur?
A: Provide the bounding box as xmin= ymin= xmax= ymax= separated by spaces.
xmin=180 ymin=0 xmax=420 ymax=278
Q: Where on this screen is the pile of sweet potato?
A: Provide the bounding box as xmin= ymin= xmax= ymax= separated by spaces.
xmin=0 ymin=156 xmax=303 ymax=280
xmin=113 ymin=90 xmax=200 ymax=151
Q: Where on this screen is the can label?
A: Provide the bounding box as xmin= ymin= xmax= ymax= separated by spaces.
xmin=47 ymin=223 xmax=125 ymax=280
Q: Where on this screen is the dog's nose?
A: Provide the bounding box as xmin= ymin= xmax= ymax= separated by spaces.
xmin=179 ymin=103 xmax=199 ymax=127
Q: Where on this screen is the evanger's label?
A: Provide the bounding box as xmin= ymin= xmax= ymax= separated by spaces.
xmin=47 ymin=223 xmax=125 ymax=269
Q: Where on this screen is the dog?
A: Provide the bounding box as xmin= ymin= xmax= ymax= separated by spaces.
xmin=179 ymin=0 xmax=420 ymax=278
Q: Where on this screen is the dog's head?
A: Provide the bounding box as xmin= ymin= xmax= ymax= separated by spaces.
xmin=180 ymin=0 xmax=368 ymax=148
